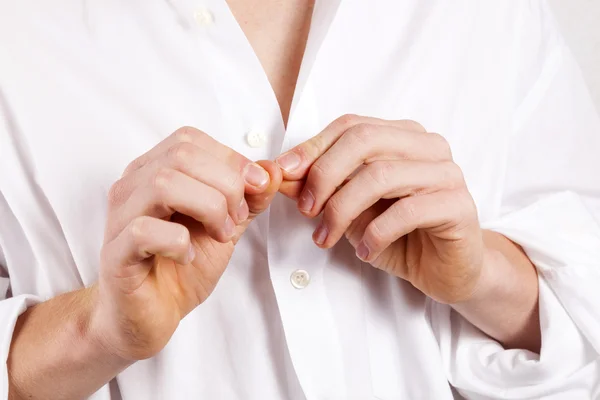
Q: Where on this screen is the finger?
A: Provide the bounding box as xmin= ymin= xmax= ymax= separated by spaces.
xmin=245 ymin=160 xmax=282 ymax=216
xmin=355 ymin=189 xmax=478 ymax=263
xmin=158 ymin=142 xmax=254 ymax=224
xmin=123 ymin=142 xmax=269 ymax=225
xmin=275 ymin=114 xmax=428 ymax=180
xmin=101 ymin=217 xmax=193 ymax=292
xmin=279 ymin=180 xmax=304 ymax=200
xmin=296 ymin=125 xmax=453 ymax=217
xmin=158 ymin=142 xmax=271 ymax=221
xmin=278 ymin=175 xmax=355 ymax=201
xmin=123 ymin=126 xmax=250 ymax=176
xmin=242 ymin=161 xmax=274 ymax=196
xmin=343 ymin=200 xmax=393 ymax=248
xmin=313 ymin=161 xmax=465 ymax=248
xmin=232 ymin=160 xmax=282 ymax=240
xmin=111 ymin=168 xmax=233 ymax=243
xmin=158 ymin=142 xmax=270 ymax=217
xmin=109 ymin=216 xmax=194 ymax=267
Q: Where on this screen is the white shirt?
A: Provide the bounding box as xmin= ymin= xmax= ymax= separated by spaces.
xmin=1 ymin=1 xmax=600 ymax=399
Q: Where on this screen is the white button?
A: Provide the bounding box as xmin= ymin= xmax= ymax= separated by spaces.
xmin=245 ymin=130 xmax=267 ymax=148
xmin=290 ymin=269 xmax=310 ymax=289
xmin=194 ymin=8 xmax=214 ymax=26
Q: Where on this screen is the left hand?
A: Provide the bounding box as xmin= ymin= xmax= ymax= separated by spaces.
xmin=276 ymin=115 xmax=485 ymax=304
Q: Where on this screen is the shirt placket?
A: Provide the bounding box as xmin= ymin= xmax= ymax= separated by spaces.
xmin=166 ymin=0 xmax=348 ymax=398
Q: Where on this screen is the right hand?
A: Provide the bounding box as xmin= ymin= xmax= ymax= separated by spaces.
xmin=90 ymin=127 xmax=282 ymax=361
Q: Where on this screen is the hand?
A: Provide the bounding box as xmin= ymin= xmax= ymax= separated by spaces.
xmin=277 ymin=115 xmax=485 ymax=305
xmin=92 ymin=127 xmax=282 ymax=360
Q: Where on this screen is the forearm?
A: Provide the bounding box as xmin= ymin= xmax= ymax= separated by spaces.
xmin=452 ymin=230 xmax=541 ymax=353
xmin=7 ymin=286 xmax=132 ymax=400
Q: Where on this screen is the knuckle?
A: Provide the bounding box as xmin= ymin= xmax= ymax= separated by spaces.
xmin=347 ymin=123 xmax=374 ymax=145
xmin=167 ymin=142 xmax=196 ymax=167
xmin=444 ymin=192 xmax=477 ymax=237
xmin=305 ymin=134 xmax=328 ymax=158
xmin=335 ymin=113 xmax=361 ymax=130
xmin=174 ymin=226 xmax=191 ymax=249
xmin=129 ymin=216 xmax=150 ymax=246
xmin=366 ymin=161 xmax=394 ymax=186
xmin=402 ymin=119 xmax=427 ymax=133
xmin=173 ymin=126 xmax=201 ymax=143
xmin=208 ymin=195 xmax=228 ymax=216
xmin=152 ymin=167 xmax=174 ymax=196
xmin=365 ymin=221 xmax=388 ymax=247
xmin=309 ymin=160 xmax=331 ymax=183
xmin=460 ymin=189 xmax=475 ymax=206
xmin=395 ymin=198 xmax=418 ymax=224
xmin=430 ymin=132 xmax=452 ymax=159
xmin=457 ymin=190 xmax=478 ymax=220
xmin=441 ymin=162 xmax=465 ymax=188
xmin=222 ymin=170 xmax=244 ymax=198
xmin=324 ymin=195 xmax=345 ymax=222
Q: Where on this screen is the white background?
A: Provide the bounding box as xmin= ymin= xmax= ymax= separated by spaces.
xmin=550 ymin=0 xmax=600 ymax=112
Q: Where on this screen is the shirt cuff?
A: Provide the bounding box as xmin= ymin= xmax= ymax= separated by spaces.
xmin=0 ymin=294 xmax=41 ymax=400
xmin=428 ymin=192 xmax=600 ymax=398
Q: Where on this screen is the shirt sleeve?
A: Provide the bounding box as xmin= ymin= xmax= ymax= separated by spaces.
xmin=0 ymin=122 xmax=41 ymax=399
xmin=0 ymin=292 xmax=39 ymax=400
xmin=0 ymin=262 xmax=40 ymax=397
xmin=429 ymin=2 xmax=600 ymax=399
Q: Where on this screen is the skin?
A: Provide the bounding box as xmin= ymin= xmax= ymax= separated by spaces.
xmin=8 ymin=2 xmax=312 ymax=398
xmin=227 ymin=0 xmax=314 ymax=126
xmin=8 ymin=1 xmax=540 ymax=399
xmin=9 ymin=127 xmax=283 ymax=399
xmin=276 ymin=116 xmax=541 ymax=352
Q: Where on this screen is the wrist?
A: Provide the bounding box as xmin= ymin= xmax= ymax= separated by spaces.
xmin=7 ymin=286 xmax=134 ymax=400
xmin=453 ymin=230 xmax=536 ymax=307
xmin=450 ymin=232 xmax=541 ymax=351
xmin=86 ymin=285 xmax=134 ymax=368
xmin=454 ymin=246 xmax=504 ymax=307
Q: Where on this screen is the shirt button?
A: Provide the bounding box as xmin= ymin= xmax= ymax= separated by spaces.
xmin=290 ymin=270 xmax=310 ymax=289
xmin=246 ymin=130 xmax=267 ymax=148
xmin=194 ymin=8 xmax=214 ymax=26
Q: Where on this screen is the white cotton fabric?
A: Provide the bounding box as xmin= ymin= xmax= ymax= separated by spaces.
xmin=1 ymin=1 xmax=599 ymax=399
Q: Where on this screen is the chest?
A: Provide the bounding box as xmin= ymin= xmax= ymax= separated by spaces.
xmin=226 ymin=0 xmax=315 ymax=125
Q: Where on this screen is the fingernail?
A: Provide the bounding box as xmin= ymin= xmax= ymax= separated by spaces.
xmin=237 ymin=198 xmax=249 ymax=222
xmin=187 ymin=245 xmax=196 ymax=264
xmin=313 ymin=222 xmax=329 ymax=246
xmin=356 ymin=242 xmax=370 ymax=261
xmin=224 ymin=215 xmax=236 ymax=237
xmin=298 ymin=189 xmax=315 ymax=213
xmin=276 ymin=151 xmax=302 ymax=173
xmin=243 ymin=163 xmax=269 ymax=188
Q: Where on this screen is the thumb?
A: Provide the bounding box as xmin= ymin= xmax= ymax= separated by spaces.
xmin=233 ymin=161 xmax=282 ymax=242
xmin=245 ymin=160 xmax=282 ymax=217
